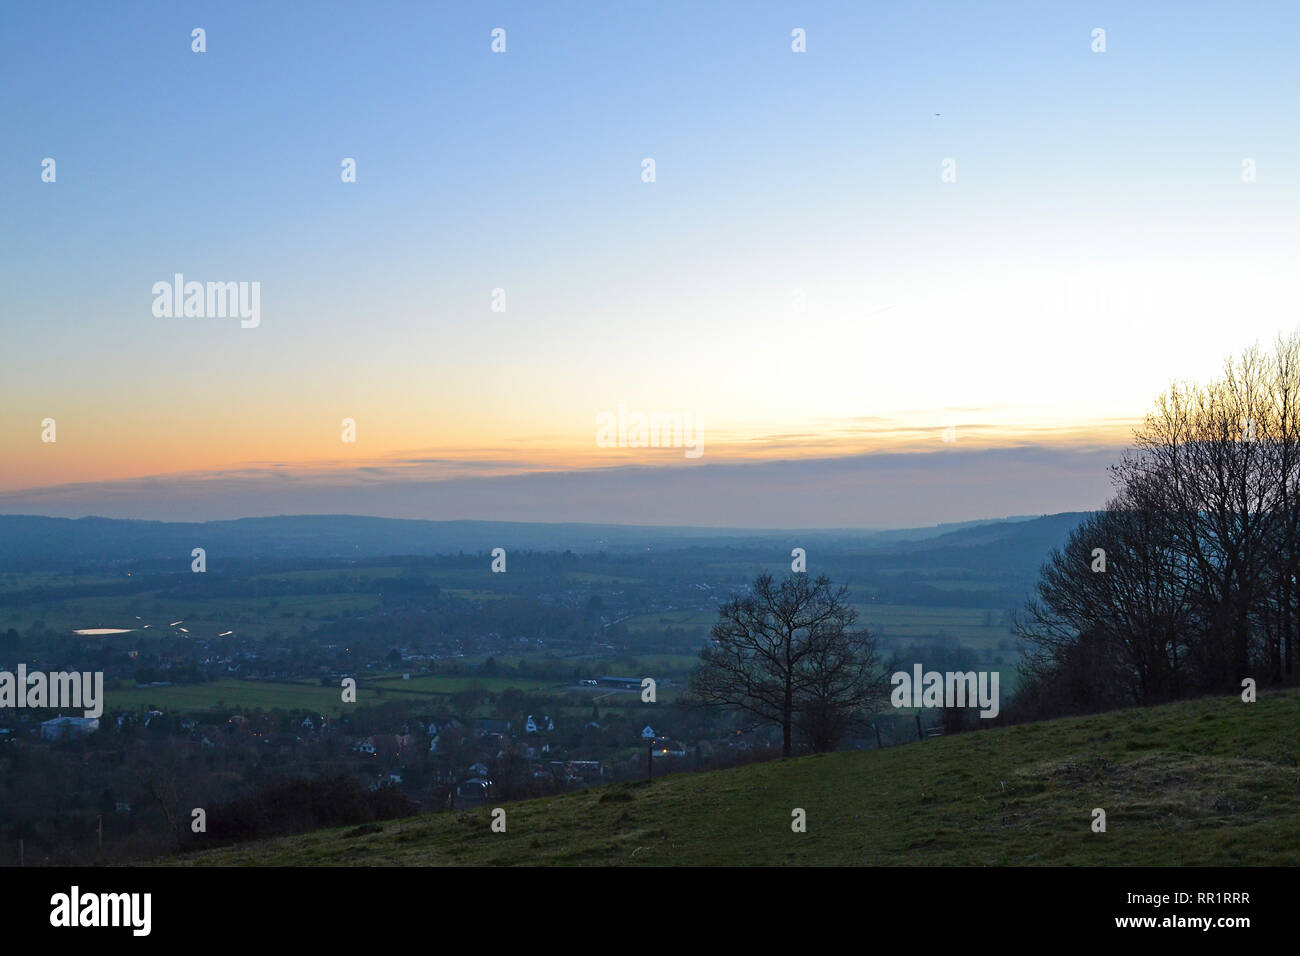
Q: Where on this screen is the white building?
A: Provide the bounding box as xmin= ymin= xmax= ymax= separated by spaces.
xmin=525 ymin=714 xmax=554 ymax=734
xmin=41 ymin=716 xmax=99 ymax=741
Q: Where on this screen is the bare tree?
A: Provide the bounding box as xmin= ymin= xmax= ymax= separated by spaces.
xmin=690 ymin=573 xmax=882 ymax=756
xmin=1017 ymin=493 xmax=1195 ymax=707
xmin=1117 ymin=345 xmax=1280 ymax=688
xmin=141 ymin=756 xmax=182 ymax=847
xmin=1260 ymin=333 xmax=1300 ymax=680
xmin=1018 ymin=333 xmax=1300 ymax=717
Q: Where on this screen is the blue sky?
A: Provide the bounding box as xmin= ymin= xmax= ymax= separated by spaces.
xmin=3 ymin=2 xmax=1299 ymax=525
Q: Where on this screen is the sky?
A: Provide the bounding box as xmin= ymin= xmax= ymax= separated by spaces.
xmin=3 ymin=1 xmax=1300 ymax=527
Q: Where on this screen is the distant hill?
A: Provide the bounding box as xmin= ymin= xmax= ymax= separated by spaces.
xmin=875 ymin=512 xmax=1092 ymax=568
xmin=0 ymin=512 xmax=1091 ymax=569
xmin=164 ymin=688 xmax=1300 ymax=867
xmin=894 ymin=512 xmax=1090 ymax=550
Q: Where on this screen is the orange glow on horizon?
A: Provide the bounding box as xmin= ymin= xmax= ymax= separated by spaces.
xmin=1 ymin=415 xmax=1140 ymax=496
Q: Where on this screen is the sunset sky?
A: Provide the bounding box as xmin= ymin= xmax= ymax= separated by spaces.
xmin=4 ymin=1 xmax=1300 ymax=526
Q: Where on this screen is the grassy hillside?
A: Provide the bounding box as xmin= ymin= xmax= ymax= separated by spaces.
xmin=169 ymin=688 xmax=1300 ymax=866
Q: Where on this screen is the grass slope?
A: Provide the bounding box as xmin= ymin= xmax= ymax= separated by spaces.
xmin=170 ymin=689 xmax=1300 ymax=866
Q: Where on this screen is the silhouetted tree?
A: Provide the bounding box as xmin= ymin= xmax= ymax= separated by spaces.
xmin=690 ymin=573 xmax=883 ymax=756
xmin=1016 ymin=332 xmax=1300 ymax=717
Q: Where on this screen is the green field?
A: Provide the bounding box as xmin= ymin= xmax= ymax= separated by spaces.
xmin=167 ymin=688 xmax=1300 ymax=866
xmin=109 ymin=673 xmax=559 ymax=716
xmin=241 ymin=567 xmax=400 ymax=584
xmin=111 ymin=679 xmax=413 ymax=715
xmin=620 ymin=654 xmax=701 ymax=674
xmin=857 ymin=603 xmax=1009 ymax=638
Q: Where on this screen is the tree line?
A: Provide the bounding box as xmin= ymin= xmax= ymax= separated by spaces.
xmin=1015 ymin=333 xmax=1300 ymax=718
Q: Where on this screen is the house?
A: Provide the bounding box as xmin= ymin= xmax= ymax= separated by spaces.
xmin=524 ymin=714 xmax=555 ymax=734
xmin=654 ymin=739 xmax=687 ymax=758
xmin=40 ymin=716 xmax=99 ymax=741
